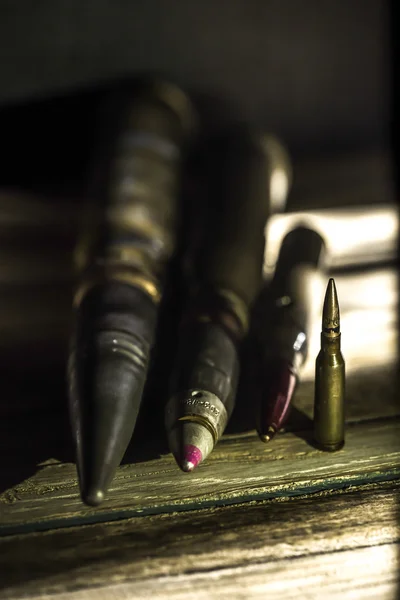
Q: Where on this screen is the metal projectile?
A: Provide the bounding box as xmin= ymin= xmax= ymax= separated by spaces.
xmin=165 ymin=307 xmax=240 ymax=471
xmin=68 ymin=283 xmax=157 ymax=506
xmin=255 ymin=227 xmax=326 ymax=442
xmin=196 ymin=131 xmax=291 ymax=309
xmin=313 ymin=278 xmax=345 ymax=451
xmin=166 ymin=131 xmax=292 ymax=471
xmin=68 ymin=80 xmax=196 ymax=505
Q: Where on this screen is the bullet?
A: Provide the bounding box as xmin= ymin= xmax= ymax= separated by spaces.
xmin=255 ymin=227 xmax=326 ymax=442
xmin=165 ymin=303 xmax=240 ymax=471
xmin=313 ymin=278 xmax=345 ymax=451
xmin=165 ymin=130 xmax=291 ymax=471
xmin=68 ymin=80 xmax=195 ymax=505
xmin=197 ymin=131 xmax=292 ymax=309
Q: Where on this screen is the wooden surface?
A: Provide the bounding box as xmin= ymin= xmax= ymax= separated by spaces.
xmin=0 ymin=351 xmax=398 ymax=598
xmin=1 ymin=481 xmax=399 ymax=599
xmin=0 ymin=361 xmax=398 ymax=533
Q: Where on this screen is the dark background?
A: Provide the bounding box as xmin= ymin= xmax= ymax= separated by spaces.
xmin=0 ymin=0 xmax=390 ymax=165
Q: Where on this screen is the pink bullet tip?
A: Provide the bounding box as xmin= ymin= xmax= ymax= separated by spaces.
xmin=181 ymin=444 xmax=203 ymax=472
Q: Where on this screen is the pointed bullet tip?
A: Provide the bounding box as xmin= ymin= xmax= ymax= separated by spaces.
xmin=70 ymin=325 xmax=152 ymax=509
xmin=322 ymin=277 xmax=340 ymax=334
xmin=181 ymin=460 xmax=195 ymax=472
xmin=168 ymin=421 xmax=214 ymax=472
xmin=259 ymin=426 xmax=277 ymax=444
xmin=180 ymin=444 xmax=203 ymax=472
xmin=82 ymin=488 xmax=105 ymax=507
xmin=326 ymin=278 xmax=337 ymax=298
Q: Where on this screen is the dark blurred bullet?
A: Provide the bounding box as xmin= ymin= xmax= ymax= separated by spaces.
xmin=313 ymin=278 xmax=345 ymax=451
xmin=254 ymin=227 xmax=326 ymax=442
xmin=165 ymin=131 xmax=291 ymax=471
xmin=68 ymin=80 xmax=195 ymax=505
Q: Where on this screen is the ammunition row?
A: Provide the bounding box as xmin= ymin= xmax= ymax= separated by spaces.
xmin=67 ymin=78 xmax=345 ymax=506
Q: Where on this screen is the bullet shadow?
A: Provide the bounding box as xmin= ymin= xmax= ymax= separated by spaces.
xmin=0 ymin=358 xmax=73 ymax=496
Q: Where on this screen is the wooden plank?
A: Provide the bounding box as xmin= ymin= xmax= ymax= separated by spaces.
xmin=0 ymin=418 xmax=398 ymax=535
xmin=0 ymin=363 xmax=397 ymax=504
xmin=0 ymin=481 xmax=399 ymax=599
xmin=78 ymin=545 xmax=399 ymax=600
xmin=0 ymin=361 xmax=396 ymax=529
